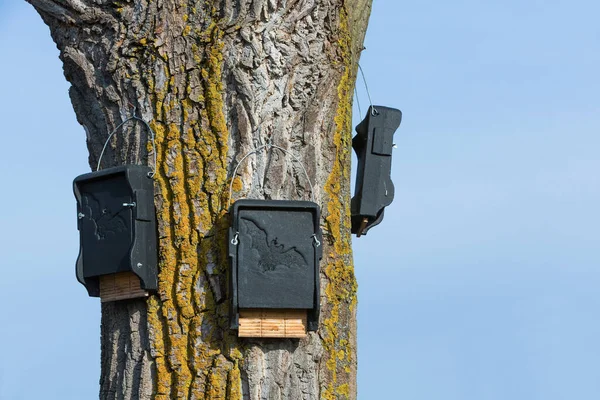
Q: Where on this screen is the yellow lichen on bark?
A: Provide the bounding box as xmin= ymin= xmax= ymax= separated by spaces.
xmin=145 ymin=18 xmax=242 ymax=399
xmin=322 ymin=7 xmax=358 ymax=400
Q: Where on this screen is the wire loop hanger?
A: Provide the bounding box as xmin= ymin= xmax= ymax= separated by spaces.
xmin=357 ymin=63 xmax=379 ymax=116
xmin=354 ymin=86 xmax=362 ymax=118
xmin=97 ymin=106 xmax=157 ymax=178
xmin=226 ymin=133 xmax=315 ymax=210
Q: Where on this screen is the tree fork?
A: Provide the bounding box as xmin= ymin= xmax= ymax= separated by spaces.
xmin=27 ymin=0 xmax=372 ymax=398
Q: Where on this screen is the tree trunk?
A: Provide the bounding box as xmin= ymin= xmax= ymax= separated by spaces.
xmin=27 ymin=0 xmax=372 ymax=398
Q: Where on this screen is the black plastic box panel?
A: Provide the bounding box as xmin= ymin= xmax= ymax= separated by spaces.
xmin=229 ymin=199 xmax=322 ymax=331
xmin=74 ymin=165 xmax=158 ymax=297
xmin=351 ymin=105 xmax=402 ymax=235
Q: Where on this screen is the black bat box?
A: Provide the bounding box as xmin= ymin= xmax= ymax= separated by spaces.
xmin=73 ymin=165 xmax=158 ymax=297
xmin=229 ymin=199 xmax=322 ymax=331
xmin=351 ymin=105 xmax=402 ymax=236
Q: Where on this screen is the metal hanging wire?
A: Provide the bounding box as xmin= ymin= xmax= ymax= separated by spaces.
xmin=357 ymin=63 xmax=379 ymax=116
xmin=97 ymin=107 xmax=157 ymax=177
xmin=354 ymin=85 xmax=362 ymax=118
xmin=226 ymin=135 xmax=316 ymax=210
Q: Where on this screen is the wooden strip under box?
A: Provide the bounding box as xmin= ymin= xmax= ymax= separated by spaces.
xmin=99 ymin=272 xmax=148 ymax=302
xmin=238 ymin=309 xmax=307 ymax=338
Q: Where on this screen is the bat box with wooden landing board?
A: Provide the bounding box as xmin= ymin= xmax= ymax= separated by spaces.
xmin=351 ymin=105 xmax=402 ymax=236
xmin=229 ymin=199 xmax=322 ymax=338
xmin=74 ymin=165 xmax=158 ymax=302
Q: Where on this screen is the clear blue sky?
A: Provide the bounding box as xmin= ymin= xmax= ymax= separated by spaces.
xmin=1 ymin=1 xmax=599 ymax=399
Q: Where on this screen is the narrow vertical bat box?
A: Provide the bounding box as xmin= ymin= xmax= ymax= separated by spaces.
xmin=73 ymin=165 xmax=158 ymax=302
xmin=351 ymin=105 xmax=402 ymax=236
xmin=229 ymin=200 xmax=322 ymax=338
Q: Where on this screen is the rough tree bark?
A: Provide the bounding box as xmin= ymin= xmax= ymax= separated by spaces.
xmin=27 ymin=0 xmax=372 ymax=398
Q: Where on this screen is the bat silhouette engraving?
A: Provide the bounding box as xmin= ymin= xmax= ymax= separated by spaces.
xmin=241 ymin=218 xmax=307 ymax=272
xmin=82 ymin=193 xmax=128 ymax=240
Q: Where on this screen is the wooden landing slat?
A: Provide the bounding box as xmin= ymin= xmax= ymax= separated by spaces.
xmin=238 ymin=309 xmax=307 ymax=338
xmin=99 ymin=272 xmax=148 ymax=302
